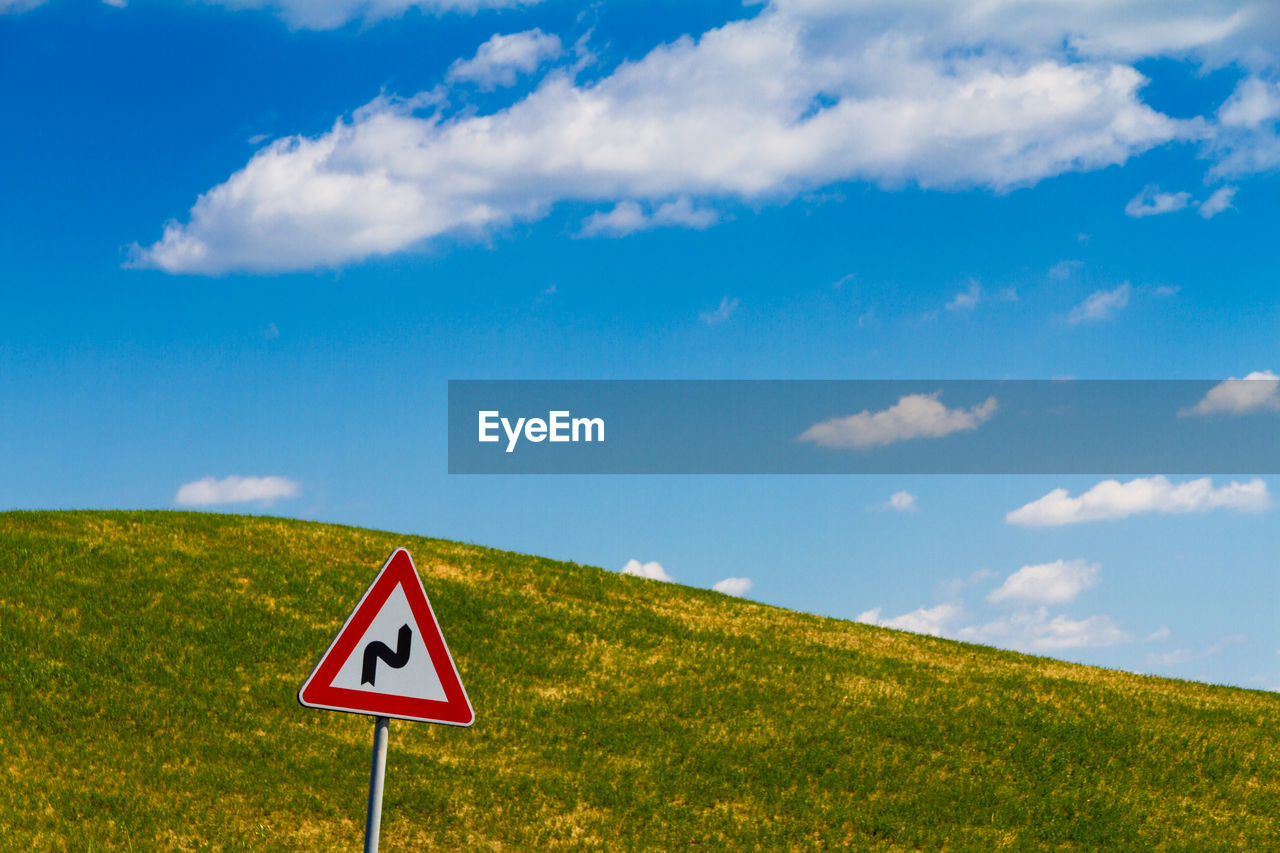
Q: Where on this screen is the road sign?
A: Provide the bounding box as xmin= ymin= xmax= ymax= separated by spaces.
xmin=298 ymin=548 xmax=474 ymax=727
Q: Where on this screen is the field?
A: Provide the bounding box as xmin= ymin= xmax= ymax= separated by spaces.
xmin=1 ymin=510 xmax=1277 ymax=850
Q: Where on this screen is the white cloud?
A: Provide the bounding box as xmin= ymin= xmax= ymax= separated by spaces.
xmin=174 ymin=475 xmax=299 ymax=506
xmin=699 ymin=296 xmax=740 ymax=325
xmin=946 ymin=282 xmax=981 ymax=312
xmin=1124 ymin=185 xmax=1192 ymax=217
xmin=883 ymin=490 xmax=918 ymax=512
xmin=1006 ymin=475 xmax=1271 ymax=526
xmin=798 ymin=392 xmax=997 ymax=450
xmin=1182 ymin=369 xmax=1280 ymax=415
xmin=1199 ymin=185 xmax=1238 ymax=217
xmin=446 ymin=29 xmax=562 ymax=91
xmin=0 ymin=0 xmax=47 ymax=11
xmin=620 ymin=559 xmax=674 ymax=582
xmin=1209 ymin=76 xmax=1280 ymax=178
xmin=987 ymin=559 xmax=1100 ymax=605
xmin=1145 ymin=625 xmax=1171 ymax=642
xmin=1148 ymin=634 xmax=1246 ymax=666
xmin=858 ymin=602 xmax=961 ymax=637
xmin=196 ymin=0 xmax=535 ymax=30
xmin=1048 ymin=259 xmax=1081 ymax=280
xmin=132 ymin=1 xmax=1209 ymax=273
xmin=1067 ymin=282 xmax=1130 ymax=324
xmin=581 ymin=197 xmax=718 ymax=238
xmin=1219 ymin=77 xmax=1280 ymax=129
xmin=938 ymin=567 xmax=997 ymax=598
xmin=957 ymin=607 xmax=1130 ymax=652
xmin=713 ymin=577 xmax=753 ymax=596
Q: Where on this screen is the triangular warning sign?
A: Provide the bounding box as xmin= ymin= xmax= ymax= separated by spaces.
xmin=298 ymin=548 xmax=474 ymax=726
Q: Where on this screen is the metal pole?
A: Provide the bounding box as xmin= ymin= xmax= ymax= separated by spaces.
xmin=363 ymin=716 xmax=390 ymax=853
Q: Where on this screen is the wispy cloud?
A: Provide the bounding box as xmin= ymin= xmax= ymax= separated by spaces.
xmin=446 ymin=29 xmax=562 ymax=90
xmin=1067 ymin=282 xmax=1131 ymax=324
xmin=1048 ymin=259 xmax=1082 ymax=280
xmin=1148 ymin=634 xmax=1246 ymax=666
xmin=174 ymin=475 xmax=299 ymax=507
xmin=799 ymin=393 xmax=997 ymax=450
xmin=946 ymin=282 xmax=981 ymax=312
xmin=1124 ymin=185 xmax=1191 ymax=218
xmin=957 ymin=608 xmax=1130 ymax=652
xmin=194 ymin=0 xmax=538 ymax=30
xmin=1208 ymin=76 xmax=1280 ymax=178
xmin=581 ymin=197 xmax=718 ymax=238
xmin=1182 ymin=370 xmax=1280 ymax=416
xmin=1199 ymin=185 xmax=1238 ymax=218
xmin=1006 ymin=476 xmax=1270 ymax=527
xmin=699 ymin=296 xmax=739 ymax=325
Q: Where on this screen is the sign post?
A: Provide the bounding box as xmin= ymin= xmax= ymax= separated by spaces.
xmin=364 ymin=716 xmax=390 ymax=853
xmin=298 ymin=548 xmax=474 ymax=849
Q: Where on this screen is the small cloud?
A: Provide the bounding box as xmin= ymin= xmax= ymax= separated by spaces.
xmin=247 ymin=133 xmax=270 ymax=145
xmin=542 ymin=283 xmax=557 ymax=295
xmin=713 ymin=577 xmax=753 ymax=597
xmin=1048 ymin=260 xmax=1082 ymax=281
xmin=1145 ymin=626 xmax=1171 ymax=642
xmin=1218 ymin=77 xmax=1280 ymax=129
xmin=700 ymin=296 xmax=739 ymax=325
xmin=1199 ymin=185 xmax=1237 ymax=218
xmin=581 ymin=197 xmax=718 ymax=237
xmin=798 ymin=392 xmax=997 ymax=450
xmin=1182 ymin=370 xmax=1280 ymax=416
xmin=581 ymin=201 xmax=648 ymax=237
xmin=938 ymin=567 xmax=997 ymax=599
xmin=1067 ymin=282 xmax=1130 ymax=324
xmin=857 ymin=310 xmax=874 ymax=328
xmin=1076 ymin=233 xmax=1091 ymax=243
xmin=175 ymin=475 xmax=299 ymax=507
xmin=994 ymin=286 xmax=1018 ymax=302
xmin=858 ymin=602 xmax=961 ymax=637
xmin=446 ymin=29 xmax=562 ymax=91
xmin=1124 ymin=185 xmax=1191 ymax=218
xmin=620 ymin=559 xmax=674 ymax=582
xmin=946 ymin=282 xmax=981 ymax=312
xmin=1148 ymin=634 xmax=1246 ymax=667
xmin=987 ymin=559 xmax=1100 ymax=606
xmin=1154 ymin=285 xmax=1180 ymax=297
xmin=957 ymin=608 xmax=1130 ymax=652
xmin=263 ymin=322 xmax=279 ymax=340
xmin=831 ymin=273 xmax=855 ymax=290
xmin=1006 ymin=476 xmax=1271 ymax=527
xmin=653 ymin=197 xmax=719 ymax=230
xmin=878 ymin=490 xmax=918 ymax=512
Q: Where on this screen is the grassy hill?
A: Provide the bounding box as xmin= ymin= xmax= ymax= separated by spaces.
xmin=1 ymin=510 xmax=1277 ymax=850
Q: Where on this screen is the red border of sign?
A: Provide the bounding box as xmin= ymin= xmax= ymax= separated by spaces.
xmin=297 ymin=548 xmax=475 ymax=726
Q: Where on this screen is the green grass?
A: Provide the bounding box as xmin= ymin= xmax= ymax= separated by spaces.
xmin=1 ymin=510 xmax=1277 ymax=850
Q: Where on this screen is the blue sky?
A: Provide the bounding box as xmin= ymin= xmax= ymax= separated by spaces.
xmin=2 ymin=0 xmax=1279 ymax=689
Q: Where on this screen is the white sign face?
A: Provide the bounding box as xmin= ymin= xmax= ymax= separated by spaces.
xmin=297 ymin=548 xmax=475 ymax=726
xmin=329 ymin=583 xmax=448 ymax=702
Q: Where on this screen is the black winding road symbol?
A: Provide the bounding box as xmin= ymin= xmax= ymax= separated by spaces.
xmin=361 ymin=624 xmax=412 ymax=686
